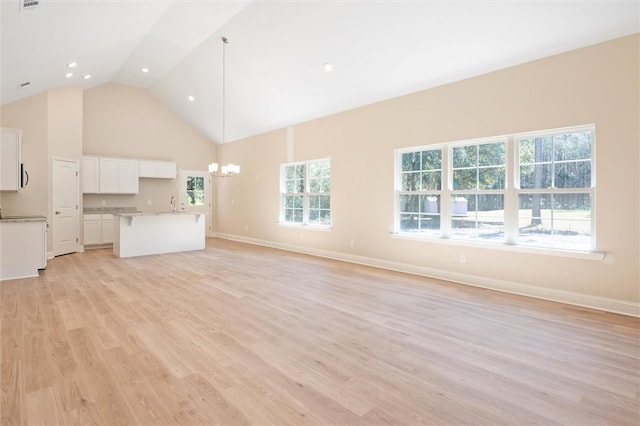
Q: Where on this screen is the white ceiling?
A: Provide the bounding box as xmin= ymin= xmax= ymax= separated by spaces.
xmin=1 ymin=0 xmax=638 ymax=144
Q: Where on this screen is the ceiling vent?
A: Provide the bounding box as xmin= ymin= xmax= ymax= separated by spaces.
xmin=19 ymin=0 xmax=39 ymax=11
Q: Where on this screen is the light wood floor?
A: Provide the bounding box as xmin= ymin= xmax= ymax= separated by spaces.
xmin=1 ymin=238 xmax=638 ymax=425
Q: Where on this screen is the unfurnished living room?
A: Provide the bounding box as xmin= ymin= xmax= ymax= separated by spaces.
xmin=0 ymin=1 xmax=638 ymax=425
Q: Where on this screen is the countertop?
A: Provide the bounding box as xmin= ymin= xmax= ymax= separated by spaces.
xmin=0 ymin=215 xmax=47 ymax=223
xmin=84 ymin=207 xmax=139 ymax=214
xmin=113 ymin=211 xmax=204 ymax=217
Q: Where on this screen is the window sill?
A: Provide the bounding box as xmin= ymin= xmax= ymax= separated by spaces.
xmin=277 ymin=222 xmax=332 ymax=232
xmin=390 ymin=233 xmax=605 ymax=261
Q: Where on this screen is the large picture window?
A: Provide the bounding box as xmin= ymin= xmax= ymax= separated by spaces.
xmin=395 ymin=126 xmax=594 ymax=252
xmin=281 ymin=158 xmax=331 ymax=226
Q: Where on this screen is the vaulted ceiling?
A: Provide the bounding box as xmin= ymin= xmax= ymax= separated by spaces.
xmin=1 ymin=0 xmax=638 ymax=144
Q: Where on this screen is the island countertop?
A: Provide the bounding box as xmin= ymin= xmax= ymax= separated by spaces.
xmin=113 ymin=211 xmax=202 ymax=217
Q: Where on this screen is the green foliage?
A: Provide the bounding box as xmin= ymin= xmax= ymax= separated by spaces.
xmin=519 ymin=131 xmax=592 ymax=190
xmin=401 ymin=149 xmax=442 ymax=191
xmin=186 ymin=176 xmax=205 ymax=206
xmin=452 ymin=142 xmax=505 ymax=191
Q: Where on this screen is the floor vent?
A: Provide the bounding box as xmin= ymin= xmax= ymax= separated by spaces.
xmin=20 ymin=0 xmax=39 ymax=11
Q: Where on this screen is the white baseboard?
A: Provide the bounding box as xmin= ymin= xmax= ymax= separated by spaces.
xmin=213 ymin=233 xmax=640 ymax=317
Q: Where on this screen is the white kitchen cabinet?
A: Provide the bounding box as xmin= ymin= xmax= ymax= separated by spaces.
xmin=117 ymin=160 xmax=139 ymax=193
xmin=0 ymin=128 xmax=22 ymax=191
xmin=0 ymin=218 xmax=47 ymax=281
xmin=139 ymin=160 xmax=177 ymax=179
xmin=102 ymin=214 xmax=114 ymax=243
xmin=83 ymin=214 xmax=102 ymax=245
xmin=82 ymin=156 xmax=139 ymax=194
xmin=98 ymin=158 xmax=138 ymax=194
xmin=99 ymin=158 xmax=119 ymax=193
xmin=82 ymin=156 xmax=100 ymax=193
xmin=83 ymin=214 xmax=114 ymax=246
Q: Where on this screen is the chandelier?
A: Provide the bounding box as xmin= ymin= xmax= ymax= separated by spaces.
xmin=209 ymin=36 xmax=240 ymax=177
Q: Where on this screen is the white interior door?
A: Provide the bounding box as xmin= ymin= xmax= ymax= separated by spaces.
xmin=53 ymin=158 xmax=79 ymax=256
xmin=179 ymin=171 xmax=211 ymax=235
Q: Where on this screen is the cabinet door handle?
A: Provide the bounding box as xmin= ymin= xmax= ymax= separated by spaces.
xmin=55 ymin=211 xmax=61 ymax=215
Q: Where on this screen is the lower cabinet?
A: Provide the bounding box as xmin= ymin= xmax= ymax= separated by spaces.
xmin=83 ymin=214 xmax=114 ymax=246
xmin=102 ymin=216 xmax=114 ymax=244
xmin=0 ymin=219 xmax=47 ymax=281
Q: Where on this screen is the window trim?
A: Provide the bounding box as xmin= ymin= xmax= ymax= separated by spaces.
xmin=394 ymin=124 xmax=597 ymax=253
xmin=280 ymin=157 xmax=332 ymax=228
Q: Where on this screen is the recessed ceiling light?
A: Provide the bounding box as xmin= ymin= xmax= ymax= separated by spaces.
xmin=323 ymin=62 xmax=334 ymax=72
xmin=65 ymin=72 xmax=73 ymax=78
xmin=68 ymin=62 xmax=78 ymax=68
xmin=188 ymin=95 xmax=195 ymax=102
xmin=141 ymin=67 xmax=149 ymax=73
xmin=83 ymin=74 xmax=91 ymax=80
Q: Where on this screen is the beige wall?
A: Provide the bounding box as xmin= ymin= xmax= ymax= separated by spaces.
xmin=1 ymin=83 xmax=217 ymax=250
xmin=217 ymin=34 xmax=640 ymax=310
xmin=48 ymin=87 xmax=84 ymax=160
xmin=1 ymin=88 xmax=86 ymax=252
xmin=0 ymin=92 xmax=49 ymax=218
xmin=82 ymin=83 xmax=217 ymax=214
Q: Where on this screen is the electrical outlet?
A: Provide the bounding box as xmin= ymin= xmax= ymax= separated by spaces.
xmin=101 ymin=200 xmax=106 ymax=206
xmin=459 ymin=254 xmax=466 ymax=264
xmin=350 ymin=239 xmax=355 ymax=247
xmin=147 ymin=200 xmax=152 ymax=206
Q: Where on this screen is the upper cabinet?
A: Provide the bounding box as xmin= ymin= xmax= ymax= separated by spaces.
xmin=0 ymin=128 xmax=22 ymax=192
xmin=115 ymin=159 xmax=139 ymax=194
xmin=82 ymin=156 xmax=139 ymax=194
xmin=139 ymin=160 xmax=177 ymax=179
xmin=82 ymin=156 xmax=100 ymax=193
xmin=98 ymin=158 xmax=119 ymax=193
xmin=82 ymin=156 xmax=176 ymax=194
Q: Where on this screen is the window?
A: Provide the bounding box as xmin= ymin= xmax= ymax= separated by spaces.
xmin=399 ymin=149 xmax=442 ymax=236
xmin=517 ymin=130 xmax=592 ymax=250
xmin=451 ymin=141 xmax=506 ymax=241
xmin=395 ymin=126 xmax=595 ymax=252
xmin=186 ymin=175 xmax=205 ymax=206
xmin=281 ymin=158 xmax=331 ymax=226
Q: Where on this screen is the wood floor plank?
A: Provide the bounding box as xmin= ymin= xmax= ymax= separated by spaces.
xmin=67 ymin=327 xmax=138 ymax=425
xmin=1 ymin=238 xmax=638 ymax=425
xmin=100 ymin=347 xmax=174 ymax=425
xmin=1 ymin=361 xmax=25 ymax=426
xmin=25 ymin=387 xmax=64 ymax=426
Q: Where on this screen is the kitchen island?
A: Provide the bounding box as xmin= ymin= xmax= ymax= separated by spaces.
xmin=113 ymin=212 xmax=205 ymax=258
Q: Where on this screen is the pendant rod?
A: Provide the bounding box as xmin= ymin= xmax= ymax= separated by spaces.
xmin=221 ymin=36 xmax=228 ymax=145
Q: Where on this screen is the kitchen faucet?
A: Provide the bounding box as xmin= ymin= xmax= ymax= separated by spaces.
xmin=170 ymin=196 xmax=176 ymax=213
